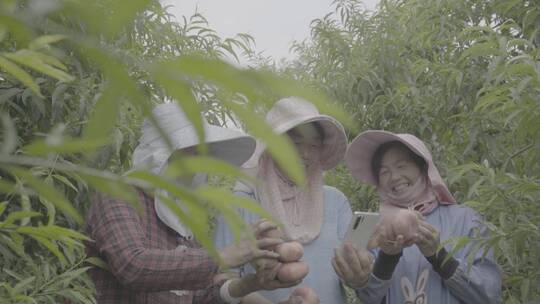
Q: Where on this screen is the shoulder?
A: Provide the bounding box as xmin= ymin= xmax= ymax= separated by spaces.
xmin=437 ymin=203 xmax=484 ymax=226
xmin=323 ymin=185 xmax=346 ymax=197
xmin=323 ymin=185 xmax=349 ymax=205
xmin=88 ymin=189 xmax=149 ymax=216
xmin=439 ymin=203 xmax=479 ymax=217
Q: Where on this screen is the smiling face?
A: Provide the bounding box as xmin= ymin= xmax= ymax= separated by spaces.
xmin=377 ymin=145 xmax=424 ymax=196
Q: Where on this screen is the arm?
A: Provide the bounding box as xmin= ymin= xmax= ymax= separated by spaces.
xmin=354 ymin=250 xmax=400 ymax=303
xmin=415 ymin=210 xmax=502 ymax=304
xmin=88 ymin=193 xmax=218 ymax=291
xmin=437 ymin=214 xmax=501 ymax=304
xmin=355 ymin=222 xmax=411 ymax=303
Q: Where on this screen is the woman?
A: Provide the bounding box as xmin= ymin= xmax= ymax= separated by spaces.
xmin=340 ymin=130 xmax=502 ymax=304
xmin=86 ymin=102 xmax=288 ymax=303
xmin=214 ymin=97 xmax=352 ymax=303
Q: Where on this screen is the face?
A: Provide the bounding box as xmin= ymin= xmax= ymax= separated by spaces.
xmin=378 ymin=146 xmax=422 ymax=195
xmin=287 ymin=123 xmax=323 ymax=168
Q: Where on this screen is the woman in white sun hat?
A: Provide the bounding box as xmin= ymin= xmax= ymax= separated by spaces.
xmin=214 ymin=96 xmax=353 ymax=303
xmin=338 ymin=130 xmax=502 ymax=304
xmin=86 ymin=102 xmax=291 ymax=304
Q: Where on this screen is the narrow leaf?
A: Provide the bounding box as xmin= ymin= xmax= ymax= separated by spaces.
xmin=0 ymin=55 xmax=42 ymax=97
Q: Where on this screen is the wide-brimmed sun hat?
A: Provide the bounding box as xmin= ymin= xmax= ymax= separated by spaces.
xmin=264 ymin=96 xmax=347 ymax=170
xmin=132 ymin=102 xmax=256 ymax=174
xmin=345 ymin=130 xmax=456 ymax=203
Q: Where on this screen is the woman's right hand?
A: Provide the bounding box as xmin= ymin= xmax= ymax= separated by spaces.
xmin=219 ymin=219 xmax=283 ymax=269
xmin=370 ymin=224 xmax=408 ymax=255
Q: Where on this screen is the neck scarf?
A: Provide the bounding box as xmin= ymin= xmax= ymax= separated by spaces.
xmin=256 ymin=153 xmax=324 ymax=244
xmin=378 ymin=174 xmax=439 ymax=216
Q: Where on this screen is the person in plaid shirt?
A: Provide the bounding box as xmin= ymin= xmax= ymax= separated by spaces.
xmin=85 ymin=103 xmax=294 ymax=303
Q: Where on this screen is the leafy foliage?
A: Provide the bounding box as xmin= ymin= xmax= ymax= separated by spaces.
xmin=0 ymin=0 xmax=352 ymax=302
xmin=284 ymin=0 xmax=540 ymax=302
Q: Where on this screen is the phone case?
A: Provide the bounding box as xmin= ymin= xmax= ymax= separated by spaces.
xmin=344 ymin=211 xmax=380 ymax=249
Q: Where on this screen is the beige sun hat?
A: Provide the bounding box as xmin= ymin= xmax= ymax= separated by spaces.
xmin=242 ymin=96 xmax=347 ymax=172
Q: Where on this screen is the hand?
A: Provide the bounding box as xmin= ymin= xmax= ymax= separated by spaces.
xmin=369 ymin=222 xmax=416 ymax=255
xmin=332 ymin=243 xmax=374 ymax=288
xmin=219 ymin=219 xmax=283 ymax=268
xmin=226 ymin=264 xmax=301 ymax=298
xmin=414 ymin=220 xmax=440 ymax=257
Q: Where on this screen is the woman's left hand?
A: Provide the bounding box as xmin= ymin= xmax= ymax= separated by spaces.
xmin=332 ymin=243 xmax=374 ymax=288
xmin=415 ymin=220 xmax=440 ymax=257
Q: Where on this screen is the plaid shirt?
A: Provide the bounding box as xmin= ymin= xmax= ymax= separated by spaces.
xmin=85 ymin=190 xmax=226 ymax=304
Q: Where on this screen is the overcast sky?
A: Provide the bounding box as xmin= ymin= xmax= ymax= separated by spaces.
xmin=161 ymin=0 xmax=379 ymax=63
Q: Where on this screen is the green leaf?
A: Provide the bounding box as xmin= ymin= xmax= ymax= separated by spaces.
xmin=85 ymin=257 xmax=110 ymax=271
xmin=0 ymin=179 xmax=18 ymax=194
xmin=442 ymin=236 xmax=471 ymax=266
xmin=150 ymin=63 xmax=206 ymax=154
xmin=194 ymin=186 xmax=274 ymax=221
xmin=16 ymin=225 xmax=90 ymax=241
xmin=82 ymin=174 xmax=141 ymax=213
xmin=29 ymin=235 xmax=66 ymax=264
xmin=38 ymin=197 xmax=56 ymax=226
xmin=0 ymin=55 xmax=42 ymax=97
xmin=0 ymin=14 xmax=34 ymax=45
xmin=57 ymin=289 xmax=93 ymax=304
xmin=0 ymin=113 xmax=17 ymax=155
xmin=460 ymin=41 xmax=500 ymax=61
xmin=0 ymin=211 xmax=41 ymax=228
xmin=24 ymin=137 xmax=109 ymax=155
xmin=7 ymin=167 xmax=83 ymax=225
xmin=521 ymin=278 xmax=530 ymax=302
xmin=3 ymin=50 xmax=74 ymax=82
xmin=166 ymin=156 xmax=255 ymax=183
xmin=52 ymin=174 xmax=79 ymax=193
xmin=19 ymin=194 xmax=31 ymax=226
xmin=12 ymin=276 xmax=35 ymax=294
xmin=222 ymin=100 xmax=305 ymax=184
xmin=0 ymin=201 xmax=8 ymax=216
xmin=82 ymin=84 xmax=121 ymax=142
xmin=28 ymin=34 xmax=67 ymax=51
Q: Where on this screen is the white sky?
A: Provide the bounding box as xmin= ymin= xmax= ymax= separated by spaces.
xmin=161 ymin=0 xmax=379 ymax=63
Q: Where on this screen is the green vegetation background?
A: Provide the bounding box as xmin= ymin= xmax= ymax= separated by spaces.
xmin=0 ymin=0 xmax=538 ymax=303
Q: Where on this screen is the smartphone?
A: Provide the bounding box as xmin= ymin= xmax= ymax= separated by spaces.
xmin=344 ymin=211 xmax=380 ymax=249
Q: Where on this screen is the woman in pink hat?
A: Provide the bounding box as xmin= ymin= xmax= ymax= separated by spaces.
xmin=214 ymin=97 xmax=353 ymax=303
xmin=337 ymin=130 xmax=502 ymax=304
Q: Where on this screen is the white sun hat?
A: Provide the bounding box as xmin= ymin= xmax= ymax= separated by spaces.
xmin=132 ymin=102 xmax=256 ymax=174
xmin=131 ymin=102 xmax=256 ymax=238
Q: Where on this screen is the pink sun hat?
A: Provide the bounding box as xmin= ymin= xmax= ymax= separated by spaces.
xmin=265 ymin=96 xmax=348 ymax=170
xmin=345 ymin=130 xmax=456 ymax=204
